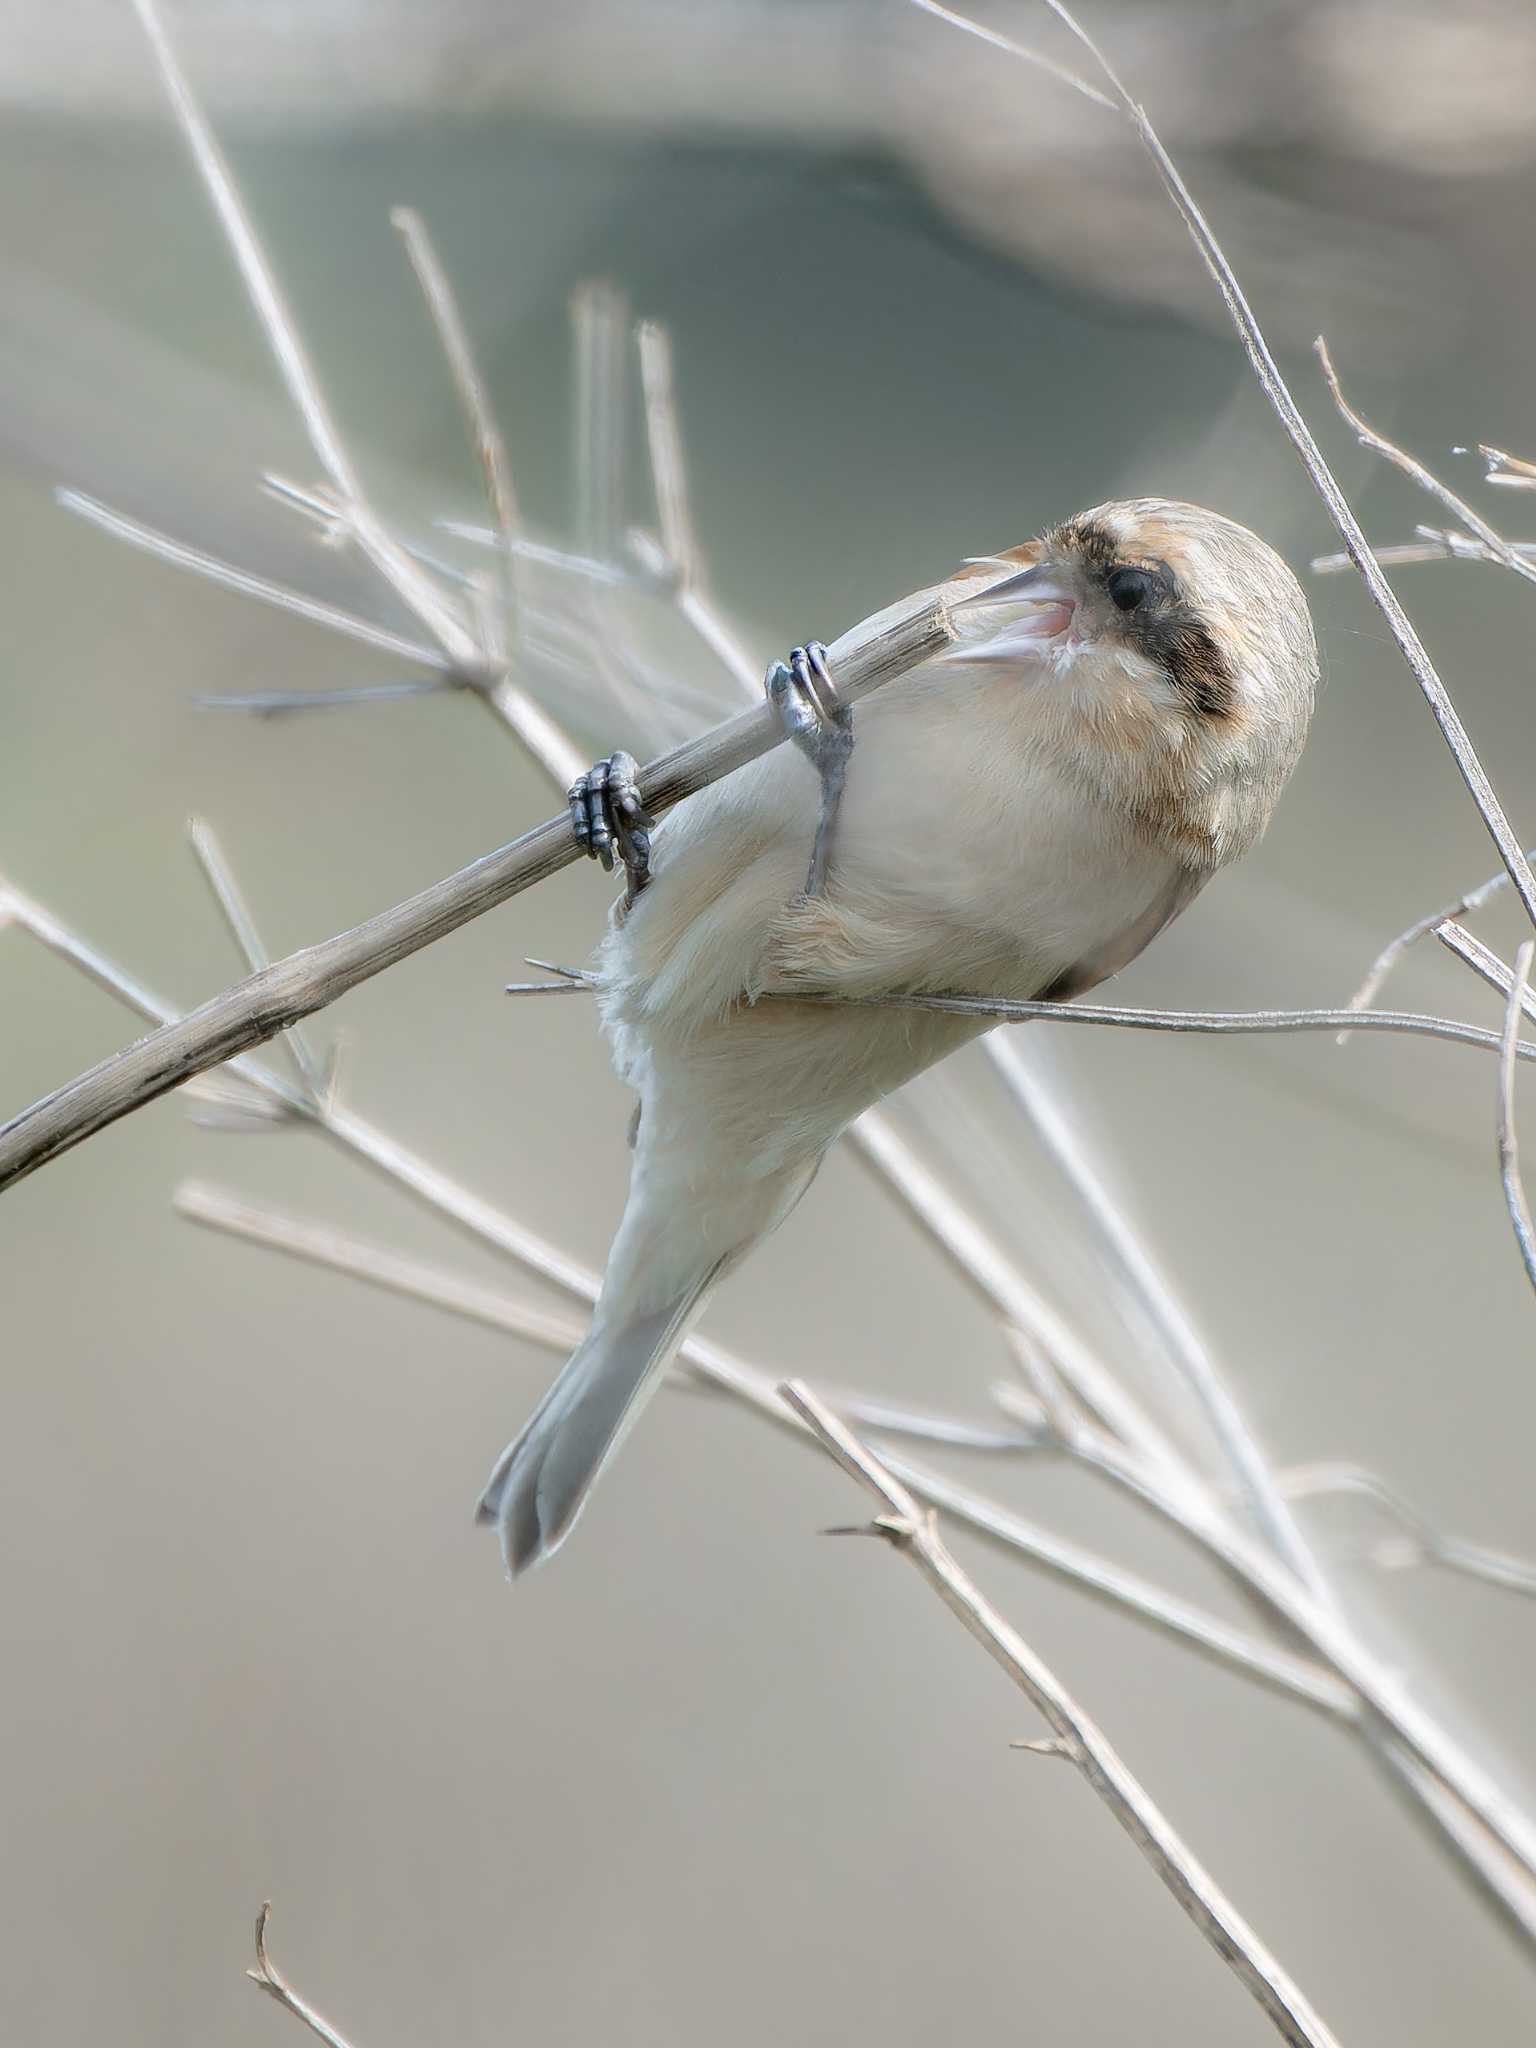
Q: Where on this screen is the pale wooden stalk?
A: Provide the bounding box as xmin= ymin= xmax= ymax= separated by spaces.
xmin=784 ymin=1383 xmax=1344 ymax=2048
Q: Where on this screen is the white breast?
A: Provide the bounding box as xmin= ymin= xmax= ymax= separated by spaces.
xmin=611 ymin=649 xmax=1184 ymax=1036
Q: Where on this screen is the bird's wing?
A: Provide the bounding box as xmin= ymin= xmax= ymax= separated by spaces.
xmin=1039 ymin=862 xmax=1210 ymax=1004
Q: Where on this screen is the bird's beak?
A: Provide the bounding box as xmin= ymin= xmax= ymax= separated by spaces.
xmin=946 ymin=558 xmax=1079 ymax=659
xmin=956 ymin=558 xmax=1079 ymax=615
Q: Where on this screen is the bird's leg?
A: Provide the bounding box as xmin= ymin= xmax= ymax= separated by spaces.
xmin=764 ymin=640 xmax=854 ymax=897
xmin=568 ymin=750 xmax=654 ymax=906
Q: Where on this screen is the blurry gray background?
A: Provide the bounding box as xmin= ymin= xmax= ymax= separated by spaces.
xmin=5 ymin=2 xmax=1536 ymax=2042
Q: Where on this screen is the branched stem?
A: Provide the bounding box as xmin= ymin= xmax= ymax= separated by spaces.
xmin=784 ymin=1383 xmax=1343 ymax=2048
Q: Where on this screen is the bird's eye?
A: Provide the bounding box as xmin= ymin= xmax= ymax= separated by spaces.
xmin=1107 ymin=566 xmax=1156 ymax=613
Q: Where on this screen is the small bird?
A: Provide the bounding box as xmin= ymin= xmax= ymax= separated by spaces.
xmin=478 ymin=497 xmax=1318 ymax=1573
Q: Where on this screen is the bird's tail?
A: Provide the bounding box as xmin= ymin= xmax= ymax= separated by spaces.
xmin=475 ymin=1266 xmax=720 ymax=1576
xmin=476 ymin=1150 xmax=813 ymax=1575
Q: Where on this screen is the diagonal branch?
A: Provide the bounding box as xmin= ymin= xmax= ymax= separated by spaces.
xmin=784 ymin=1382 xmax=1342 ymax=2048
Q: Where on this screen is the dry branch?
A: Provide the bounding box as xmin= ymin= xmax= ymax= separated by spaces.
xmin=784 ymin=1382 xmax=1343 ymax=2048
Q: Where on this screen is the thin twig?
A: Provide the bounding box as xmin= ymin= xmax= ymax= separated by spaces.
xmin=1313 ymin=532 xmax=1536 ymax=576
xmin=573 ymin=281 xmax=628 ymax=565
xmin=176 ymin=1181 xmax=586 ymax=1351
xmin=1497 ymin=942 xmax=1536 ymax=1299
xmin=195 ymin=681 xmax=450 ymax=716
xmin=1344 ymin=853 xmax=1536 ymax=1029
xmin=128 ymin=0 xmax=474 ymax=667
xmin=247 ymin=1904 xmax=359 ymax=2048
xmin=490 ymin=967 xmax=1536 ymax=1063
xmin=636 ymin=323 xmax=699 ymax=590
xmin=56 ymin=489 xmax=451 ymax=672
xmin=1436 ymin=922 xmax=1536 ymax=1027
xmin=1313 ymin=339 xmax=1536 ymax=590
xmin=983 ymin=1033 xmax=1329 ymax=1597
xmin=391 ymin=207 xmax=521 ymax=559
xmin=828 ymin=989 xmax=1536 ymax=1060
xmin=187 ymin=818 xmax=325 ymax=1098
xmin=437 ymin=520 xmax=635 ymax=587
xmin=907 ymin=0 xmax=1116 ymax=109
xmin=783 ymin=1383 xmax=1343 ymax=2048
xmin=1281 ymin=1463 xmax=1536 ymax=1599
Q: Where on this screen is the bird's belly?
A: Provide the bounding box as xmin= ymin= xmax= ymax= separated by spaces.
xmin=824 ymin=714 xmax=1168 ymax=1001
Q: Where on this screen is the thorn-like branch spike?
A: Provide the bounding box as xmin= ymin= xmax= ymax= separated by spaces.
xmin=243 ymin=1902 xmax=359 ymax=2048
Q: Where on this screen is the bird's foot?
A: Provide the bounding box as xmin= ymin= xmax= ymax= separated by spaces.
xmin=568 ymin=750 xmax=654 ymax=901
xmin=764 ymin=641 xmax=854 ymax=897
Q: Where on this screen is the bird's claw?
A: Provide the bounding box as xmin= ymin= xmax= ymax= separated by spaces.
xmin=569 ymin=751 xmax=653 ymax=898
xmin=765 ymin=641 xmax=854 ymax=897
xmin=765 ymin=642 xmax=848 ymax=765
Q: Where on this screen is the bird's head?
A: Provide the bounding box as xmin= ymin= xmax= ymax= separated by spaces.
xmin=948 ymin=496 xmax=1318 ymax=863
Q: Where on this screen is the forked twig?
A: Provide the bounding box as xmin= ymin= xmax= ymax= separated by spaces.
xmin=1344 ymin=855 xmax=1536 ymax=1027
xmin=1313 ymin=339 xmax=1536 ymax=590
xmin=784 ymin=1383 xmax=1342 ymax=2048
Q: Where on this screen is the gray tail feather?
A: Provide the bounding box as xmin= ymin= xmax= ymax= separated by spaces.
xmin=475 ymin=1265 xmax=721 ymax=1576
